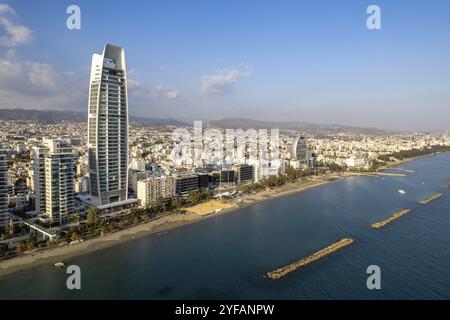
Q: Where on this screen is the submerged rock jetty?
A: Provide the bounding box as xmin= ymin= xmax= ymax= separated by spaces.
xmin=266 ymin=238 xmax=354 ymax=280
xmin=371 ymin=209 xmax=412 ymax=229
xmin=419 ymin=193 xmax=443 ymax=205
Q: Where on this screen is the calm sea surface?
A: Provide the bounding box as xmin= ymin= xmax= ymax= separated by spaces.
xmin=1 ymin=153 xmax=450 ymax=299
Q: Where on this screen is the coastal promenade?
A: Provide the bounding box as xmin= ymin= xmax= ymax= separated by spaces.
xmin=1 ymin=155 xmax=448 ymax=279
xmin=0 ymin=176 xmax=336 ymax=277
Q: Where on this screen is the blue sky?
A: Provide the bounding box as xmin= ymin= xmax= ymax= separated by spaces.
xmin=1 ymin=0 xmax=450 ymax=131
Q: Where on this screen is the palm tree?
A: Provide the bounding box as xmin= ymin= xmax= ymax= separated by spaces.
xmin=7 ymin=218 xmax=14 ymax=237
xmin=87 ymin=207 xmax=99 ymax=226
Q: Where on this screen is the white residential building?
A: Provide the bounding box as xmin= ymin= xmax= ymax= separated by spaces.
xmin=0 ymin=148 xmax=8 ymax=230
xmin=44 ymin=139 xmax=75 ymax=223
xmin=345 ymin=155 xmax=367 ymax=168
xmin=31 ymin=145 xmax=47 ymax=215
xmin=88 ymin=44 xmax=129 ymax=206
xmin=32 ymin=139 xmax=75 ymax=223
xmin=137 ymin=176 xmax=177 ymax=207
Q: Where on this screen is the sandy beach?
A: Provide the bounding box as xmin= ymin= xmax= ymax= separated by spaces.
xmin=185 ymin=200 xmax=235 ymax=216
xmin=0 ymin=174 xmax=344 ymax=278
xmin=0 ymin=155 xmax=425 ymax=278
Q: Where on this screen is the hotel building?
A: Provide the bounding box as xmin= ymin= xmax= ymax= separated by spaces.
xmin=87 ymin=44 xmax=130 ymax=207
xmin=0 ymin=148 xmax=8 ymax=230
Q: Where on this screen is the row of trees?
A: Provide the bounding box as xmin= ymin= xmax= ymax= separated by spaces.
xmin=239 ymin=159 xmax=356 ymax=196
xmin=241 ymin=175 xmax=291 ymax=195
xmin=0 ymin=220 xmax=29 ymax=240
xmin=369 ymin=159 xmax=386 ymax=171
xmin=0 ymin=243 xmax=8 ymax=256
xmin=378 ymin=145 xmax=450 ymax=162
xmin=187 ymin=190 xmax=213 ymax=204
xmin=16 ymin=236 xmax=40 ymax=253
xmin=63 ymin=196 xmax=192 ymax=243
xmin=241 ymin=182 xmax=265 ymax=195
xmin=241 ymin=166 xmax=328 ymax=195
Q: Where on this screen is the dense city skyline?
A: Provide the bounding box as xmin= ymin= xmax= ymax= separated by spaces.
xmin=1 ymin=1 xmax=450 ymax=131
xmin=1 ymin=1 xmax=450 ymax=303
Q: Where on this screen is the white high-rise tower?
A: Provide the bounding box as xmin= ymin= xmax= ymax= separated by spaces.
xmin=0 ymin=147 xmax=8 ymax=230
xmin=44 ymin=139 xmax=75 ymax=223
xmin=88 ymin=44 xmax=129 ymax=206
xmin=32 ymin=139 xmax=75 ymax=224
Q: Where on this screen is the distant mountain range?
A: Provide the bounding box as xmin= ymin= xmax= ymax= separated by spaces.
xmin=0 ymin=108 xmax=187 ymax=127
xmin=0 ymin=108 xmax=87 ymax=123
xmin=0 ymin=108 xmax=396 ymax=134
xmin=207 ymin=117 xmax=396 ymax=135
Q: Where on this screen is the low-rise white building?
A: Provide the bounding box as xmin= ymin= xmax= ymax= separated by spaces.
xmin=137 ymin=176 xmax=177 ymax=207
xmin=345 ymin=155 xmax=367 ymax=168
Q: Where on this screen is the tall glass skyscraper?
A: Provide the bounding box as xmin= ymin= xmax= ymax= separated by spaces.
xmin=292 ymin=135 xmax=308 ymax=165
xmin=88 ymin=44 xmax=129 ymax=206
xmin=0 ymin=147 xmax=8 ymax=230
xmin=32 ymin=145 xmax=47 ymax=215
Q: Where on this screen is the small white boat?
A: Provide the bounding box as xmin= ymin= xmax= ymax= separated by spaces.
xmin=54 ymin=261 xmax=66 ymax=268
xmin=398 ymin=189 xmax=406 ymax=194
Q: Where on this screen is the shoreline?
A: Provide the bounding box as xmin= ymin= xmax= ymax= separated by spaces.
xmin=0 ymin=153 xmax=432 ymax=278
xmin=0 ymin=176 xmax=339 ymax=278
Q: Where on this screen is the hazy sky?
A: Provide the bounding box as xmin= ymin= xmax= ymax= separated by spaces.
xmin=0 ymin=0 xmax=449 ymax=131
